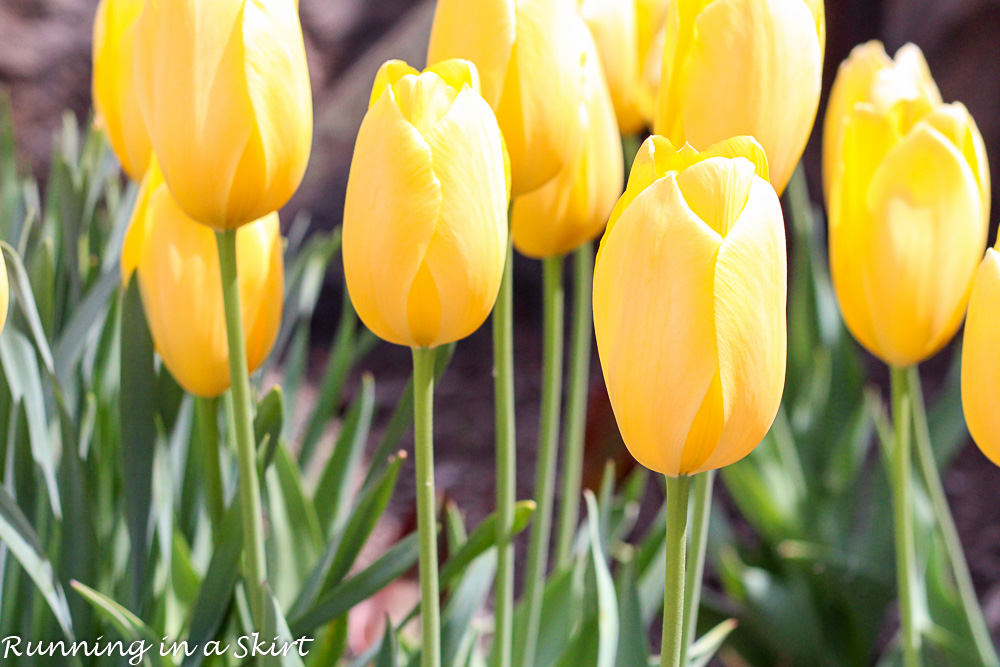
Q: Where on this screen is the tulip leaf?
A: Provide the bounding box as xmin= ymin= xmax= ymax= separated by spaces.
xmin=71 ymin=581 xmax=171 ymax=667
xmin=374 ymin=616 xmax=399 ymax=667
xmin=614 ymin=557 xmax=649 ymax=667
xmin=1 ymin=241 xmax=55 ymax=375
xmin=261 ymin=585 xmax=307 ymax=667
xmin=440 ymin=500 xmax=535 ymax=586
xmin=119 ymin=277 xmax=158 ymax=608
xmin=52 ymin=268 xmax=118 ymax=386
xmin=255 ymin=386 xmax=284 ymax=473
xmin=289 ymin=531 xmax=420 ymax=636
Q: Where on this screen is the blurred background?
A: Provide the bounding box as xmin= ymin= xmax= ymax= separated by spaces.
xmin=2 ymin=0 xmax=1000 ymax=653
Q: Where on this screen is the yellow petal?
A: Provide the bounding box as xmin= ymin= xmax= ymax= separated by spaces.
xmin=693 ymin=176 xmax=786 ymax=473
xmin=419 ymin=86 xmax=509 ymax=346
xmin=370 ymin=60 xmax=420 ymax=108
xmin=675 ymin=156 xmax=756 ymax=237
xmin=581 ymin=0 xmax=644 ymax=132
xmin=496 ymin=0 xmax=585 ymax=195
xmin=511 ymin=19 xmax=623 ymax=258
xmin=427 ymin=0 xmax=515 ymax=109
xmin=342 ymin=86 xmax=443 ymax=347
xmin=962 ymin=249 xmax=1000 ymax=467
xmin=92 ymin=0 xmax=151 ymax=181
xmin=672 ymin=0 xmax=822 ymax=193
xmin=121 ymin=156 xmax=164 ymax=281
xmin=136 ymin=185 xmax=281 ymax=398
xmin=593 ymin=174 xmax=721 ymax=476
xmin=919 ymin=103 xmax=991 ymax=220
xmin=839 ymin=123 xmax=984 ymax=366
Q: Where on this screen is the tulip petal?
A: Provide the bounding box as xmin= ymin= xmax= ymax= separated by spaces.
xmin=675 ymin=156 xmax=756 ymax=237
xmin=699 ymin=136 xmax=769 ymax=183
xmin=920 ymin=103 xmax=991 ymax=220
xmin=420 ymin=88 xmax=509 ymax=346
xmin=857 ymin=124 xmax=985 ymax=365
xmin=594 ymin=175 xmax=722 ymax=476
xmin=370 ymin=60 xmax=420 ymax=108
xmin=134 ymin=0 xmax=255 ymax=227
xmin=694 ymin=177 xmax=786 ymax=473
xmin=427 ymin=0 xmax=515 ymax=109
xmin=678 ymin=0 xmax=822 ymax=193
xmin=962 ymin=249 xmax=1000 ymax=467
xmin=496 ymin=0 xmax=584 ymax=195
xmin=122 ymin=158 xmax=164 ymax=281
xmin=343 ymin=90 xmax=443 ymax=347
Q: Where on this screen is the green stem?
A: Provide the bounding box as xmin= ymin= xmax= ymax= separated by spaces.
xmin=555 ymin=243 xmax=594 ymax=567
xmin=412 ymin=346 xmax=441 ymax=667
xmin=216 ymin=229 xmax=267 ymax=628
xmin=890 ymin=366 xmax=920 ymax=667
xmin=680 ymin=470 xmax=713 ymax=665
xmin=195 ymin=396 xmax=225 ymax=540
xmin=908 ymin=367 xmax=998 ymax=666
xmin=492 ymin=239 xmax=516 ymax=667
xmin=661 ymin=475 xmax=692 ymax=667
xmin=520 ymin=255 xmax=565 ymax=667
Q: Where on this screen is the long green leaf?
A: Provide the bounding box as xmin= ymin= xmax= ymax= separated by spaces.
xmin=71 ymin=581 xmax=170 ymax=667
xmin=1 ymin=241 xmax=55 ymax=374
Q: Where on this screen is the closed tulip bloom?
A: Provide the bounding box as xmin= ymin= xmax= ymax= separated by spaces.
xmin=581 ymin=0 xmax=668 ymax=133
xmin=825 ymin=41 xmax=990 ymax=367
xmin=962 ymin=248 xmax=1000 ymax=467
xmin=343 ymin=59 xmax=509 ymax=349
xmin=123 ymin=161 xmax=283 ymax=398
xmin=653 ymin=0 xmax=824 ymax=194
xmin=92 ymin=0 xmax=151 ymax=181
xmin=133 ymin=0 xmax=312 ymax=230
xmin=593 ymin=135 xmax=786 ymax=477
xmin=428 ymin=0 xmax=583 ymax=196
xmin=510 ymin=19 xmax=623 ymax=259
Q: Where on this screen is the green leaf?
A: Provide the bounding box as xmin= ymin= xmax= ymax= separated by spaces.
xmin=262 ymin=586 xmax=308 ymax=667
xmin=0 ymin=483 xmax=74 ymax=639
xmin=290 ymin=532 xmax=420 ymax=636
xmin=688 ymin=619 xmax=738 ymax=667
xmin=119 ymin=277 xmax=157 ymax=607
xmin=375 ymin=617 xmax=399 ymax=667
xmin=584 ymin=491 xmax=618 ymax=667
xmin=1 ymin=241 xmax=55 ymax=374
xmin=439 ymin=500 xmax=535 ymax=586
xmin=314 ymin=373 xmax=375 ymax=535
xmin=255 ymin=386 xmax=285 ymax=473
xmin=52 ymin=268 xmax=117 ymax=386
xmin=614 ymin=557 xmax=649 ymax=667
xmin=0 ymin=329 xmax=61 ymax=518
xmin=71 ymin=581 xmax=170 ymax=667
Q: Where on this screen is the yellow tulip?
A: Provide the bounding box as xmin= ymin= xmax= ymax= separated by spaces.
xmin=510 ymin=18 xmax=623 ymax=259
xmin=825 ymin=41 xmax=990 ymax=368
xmin=653 ymin=0 xmax=824 ymax=194
xmin=92 ymin=0 xmax=151 ymax=181
xmin=343 ymin=59 xmax=509 ymax=349
xmin=581 ymin=0 xmax=668 ymax=133
xmin=123 ymin=160 xmax=283 ymax=398
xmin=962 ymin=248 xmax=1000 ymax=467
xmin=133 ymin=0 xmax=312 ymax=230
xmin=593 ymin=135 xmax=786 ymax=477
xmin=427 ymin=0 xmax=583 ymax=196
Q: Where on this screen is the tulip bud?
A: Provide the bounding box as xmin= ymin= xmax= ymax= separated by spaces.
xmin=962 ymin=248 xmax=1000 ymax=467
xmin=653 ymin=0 xmax=824 ymax=194
xmin=123 ymin=160 xmax=283 ymax=398
xmin=581 ymin=0 xmax=668 ymax=134
xmin=343 ymin=59 xmax=509 ymax=349
xmin=825 ymin=41 xmax=990 ymax=367
xmin=593 ymin=135 xmax=786 ymax=477
xmin=92 ymin=0 xmax=151 ymax=181
xmin=133 ymin=0 xmax=312 ymax=230
xmin=427 ymin=0 xmax=584 ymax=196
xmin=510 ymin=18 xmax=623 ymax=259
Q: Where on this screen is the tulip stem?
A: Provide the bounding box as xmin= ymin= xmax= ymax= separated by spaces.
xmin=662 ymin=474 xmax=692 ymax=667
xmin=680 ymin=470 xmax=714 ymax=665
xmin=216 ymin=229 xmax=268 ymax=629
xmin=555 ymin=242 xmax=594 ymax=568
xmin=412 ymin=346 xmax=441 ymax=667
xmin=521 ymin=255 xmax=565 ymax=667
xmin=908 ymin=367 xmax=999 ymax=666
xmin=890 ymin=365 xmax=921 ymax=667
xmin=492 ymin=239 xmax=516 ymax=667
xmin=195 ymin=396 xmax=225 ymax=540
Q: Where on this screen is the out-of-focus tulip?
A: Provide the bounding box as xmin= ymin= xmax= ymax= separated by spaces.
xmin=123 ymin=161 xmax=283 ymax=398
xmin=92 ymin=0 xmax=151 ymax=181
xmin=653 ymin=0 xmax=824 ymax=194
xmin=510 ymin=18 xmax=623 ymax=259
xmin=581 ymin=0 xmax=668 ymax=134
xmin=343 ymin=59 xmax=509 ymax=349
xmin=427 ymin=0 xmax=583 ymax=196
xmin=593 ymin=135 xmax=786 ymax=477
xmin=133 ymin=0 xmax=312 ymax=230
xmin=962 ymin=248 xmax=1000 ymax=467
xmin=825 ymin=41 xmax=990 ymax=368
xmin=0 ymin=249 xmax=7 ymax=336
